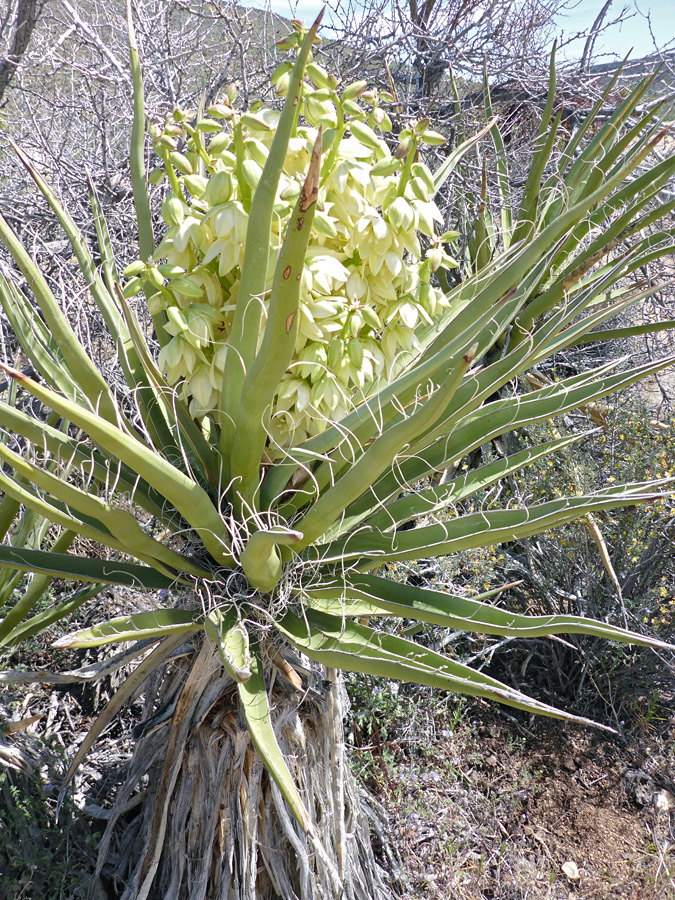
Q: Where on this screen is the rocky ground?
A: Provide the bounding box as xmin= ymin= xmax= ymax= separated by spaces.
xmin=371 ymin=703 xmax=675 ymax=899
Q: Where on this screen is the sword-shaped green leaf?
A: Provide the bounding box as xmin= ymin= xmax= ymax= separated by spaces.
xmin=277 ymin=610 xmax=613 ymax=730
xmin=52 ymin=608 xmax=202 ymax=649
xmin=238 ymin=649 xmax=311 ymax=830
xmin=303 ymin=573 xmax=675 ymax=651
xmin=86 ymin=170 xmax=120 ymax=296
xmin=0 ymin=399 xmax=166 ymax=520
xmin=432 ymin=118 xmax=498 ymax=194
xmin=0 ymin=438 xmax=210 ymax=577
xmin=0 ymin=222 xmax=119 ymax=422
xmin=0 ymin=545 xmax=176 ymax=589
xmin=204 ymin=606 xmax=252 ymax=682
xmin=362 ymin=433 xmax=588 ymax=535
xmin=0 ymin=529 xmax=76 ymax=643
xmin=1 ymin=583 xmax=105 ymax=648
xmin=347 ymin=354 xmax=675 ymax=519
xmin=313 ymin=480 xmax=673 ymax=566
xmin=0 ymin=363 xmax=233 ymax=565
xmin=293 ymin=344 xmax=478 ymax=549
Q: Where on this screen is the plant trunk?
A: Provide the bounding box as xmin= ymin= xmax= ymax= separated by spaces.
xmin=91 ymin=637 xmax=398 ymax=900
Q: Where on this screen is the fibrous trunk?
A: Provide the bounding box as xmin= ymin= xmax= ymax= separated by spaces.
xmin=91 ymin=638 xmax=397 ymax=900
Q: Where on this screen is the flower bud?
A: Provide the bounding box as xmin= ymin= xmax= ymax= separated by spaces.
xmin=342 ymin=80 xmax=368 ymax=100
xmin=370 ymin=157 xmax=399 ymax=177
xmin=280 ymin=181 xmax=301 ymax=201
xmin=347 ymin=338 xmax=364 ymax=368
xmin=122 ymin=277 xmax=143 ymax=298
xmin=154 ymin=134 xmax=178 ymax=152
xmin=349 ymin=310 xmax=364 ymax=337
xmin=169 ymin=152 xmax=193 ymax=175
xmin=148 ymin=167 xmax=166 ymax=185
xmin=145 ymin=266 xmax=165 ymax=289
xmin=171 ymin=277 xmax=204 ymax=300
xmin=307 ymin=62 xmax=330 ymax=89
xmin=274 ymin=72 xmax=291 ymax=97
xmin=276 ymin=33 xmax=299 ymax=51
xmin=411 ymin=176 xmax=430 ymax=202
xmin=420 ymin=130 xmax=447 ymax=146
xmin=157 ymin=263 xmax=186 ymax=277
xmin=244 ymin=138 xmax=269 ymax=168
xmin=342 ymin=99 xmax=365 ymax=118
xmin=147 ymin=293 xmax=163 ymax=315
xmin=425 ymin=247 xmax=444 ymax=273
xmin=395 ymin=138 xmax=414 ymax=160
xmin=418 ymin=282 xmax=437 ymax=315
xmin=361 ymin=306 xmax=381 ymax=330
xmin=327 ymin=336 xmax=345 ymax=369
xmin=183 ymin=174 xmax=208 ymax=198
xmin=208 ymin=133 xmax=231 ymax=156
xmin=162 ymin=194 xmax=185 ymax=226
xmin=378 ymin=112 xmax=393 ymax=132
xmin=305 ymin=96 xmax=337 ymax=128
xmin=412 ymin=163 xmax=435 ymax=194
xmin=387 ymin=196 xmax=414 ymax=231
xmin=309 ymin=87 xmax=332 ymax=101
xmin=311 ymin=376 xmax=328 ymax=406
xmin=195 ymin=119 xmax=222 ymax=133
xmin=271 ymin=60 xmax=293 ymax=84
xmin=166 ymin=306 xmax=188 ymax=333
xmin=206 ymin=103 xmax=231 ymax=118
xmin=349 ymin=119 xmax=381 ymax=150
xmin=205 ymin=170 xmax=233 ymax=206
xmin=242 ymin=159 xmax=263 ymax=189
xmin=241 ymin=112 xmax=273 ymax=132
xmin=122 ymin=260 xmax=145 ymax=277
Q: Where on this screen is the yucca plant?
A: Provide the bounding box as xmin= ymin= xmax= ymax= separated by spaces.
xmin=1 ymin=9 xmax=675 ymax=899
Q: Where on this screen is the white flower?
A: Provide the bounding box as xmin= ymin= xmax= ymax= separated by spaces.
xmin=139 ymin=87 xmax=451 ymax=443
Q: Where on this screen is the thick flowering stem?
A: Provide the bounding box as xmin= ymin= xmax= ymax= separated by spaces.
xmin=230 ymin=130 xmax=323 ymax=511
xmin=218 ymin=11 xmax=323 ymax=473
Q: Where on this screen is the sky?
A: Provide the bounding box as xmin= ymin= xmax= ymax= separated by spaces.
xmin=245 ymin=1 xmax=674 ymax=62
xmin=557 ymin=1 xmax=674 ymax=60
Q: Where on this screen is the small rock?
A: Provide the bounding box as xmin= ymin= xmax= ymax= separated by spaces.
xmin=622 ymin=767 xmax=655 ymax=807
xmin=562 ymin=860 xmax=580 ymax=881
xmin=655 ymin=789 xmax=674 ymax=812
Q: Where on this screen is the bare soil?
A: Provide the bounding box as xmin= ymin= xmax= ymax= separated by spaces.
xmin=375 ymin=708 xmax=675 ymax=899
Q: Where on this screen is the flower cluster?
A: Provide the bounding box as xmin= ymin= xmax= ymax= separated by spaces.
xmin=124 ymin=40 xmax=457 ymax=445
